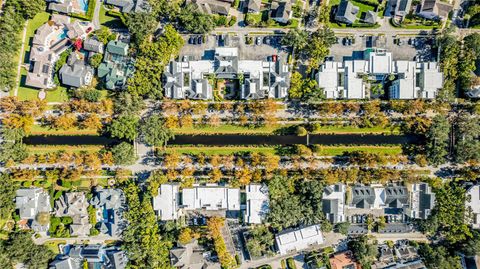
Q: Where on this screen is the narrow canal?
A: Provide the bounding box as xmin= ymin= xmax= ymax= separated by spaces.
xmin=23 ymin=134 xmax=423 ymax=146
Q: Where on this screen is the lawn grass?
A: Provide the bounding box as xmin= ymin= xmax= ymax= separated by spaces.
xmin=311 ymin=125 xmax=400 ymax=134
xmin=30 ymin=124 xmax=99 ymax=135
xmin=173 ymin=124 xmax=399 ymax=135
xmin=164 ymin=145 xmax=402 ymax=156
xmin=99 ymin=4 xmax=125 ymax=28
xmin=327 ymin=0 xmax=379 ymax=28
xmin=314 ymin=145 xmax=403 ymax=156
xmin=27 ymin=145 xmax=103 ymax=154
xmin=22 ymin=12 xmax=50 ymax=65
xmin=44 ymin=240 xmax=67 ymax=254
xmin=165 ymin=146 xmax=277 ymax=155
xmin=17 ymin=71 xmax=69 ymax=102
xmin=17 ymin=12 xmax=70 ymax=102
xmin=172 ymin=124 xmax=288 ymax=135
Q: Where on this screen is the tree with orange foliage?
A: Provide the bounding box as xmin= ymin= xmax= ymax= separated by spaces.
xmin=207 ymin=217 xmax=237 ymax=269
xmin=208 ymin=115 xmax=221 ymax=127
xmin=84 ymin=153 xmax=102 ymax=170
xmin=3 ymin=114 xmax=34 ymax=133
xmin=164 ymin=115 xmax=179 ymax=128
xmin=81 ymin=114 xmax=103 ymax=130
xmin=163 ymin=153 xmax=180 ymax=170
xmin=234 ymin=168 xmax=252 ymax=186
xmin=53 ymin=114 xmax=77 ymax=130
xmin=209 ymin=168 xmax=222 ymax=182
xmin=101 ymin=99 xmax=114 ymax=115
xmin=0 ymin=96 xmax=18 ymax=112
xmin=179 ymin=114 xmax=193 ymax=128
xmin=178 ymin=228 xmax=199 ymax=245
xmin=100 ymin=151 xmax=114 ymax=166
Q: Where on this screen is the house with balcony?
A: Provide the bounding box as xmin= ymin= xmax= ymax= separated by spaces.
xmin=164 ymin=47 xmax=290 ymax=100
xmin=316 ymin=49 xmax=443 ymax=99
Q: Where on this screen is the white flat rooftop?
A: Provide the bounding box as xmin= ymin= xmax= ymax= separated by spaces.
xmin=182 ymin=185 xmax=240 ymax=211
xmin=275 ymin=224 xmax=324 ymax=255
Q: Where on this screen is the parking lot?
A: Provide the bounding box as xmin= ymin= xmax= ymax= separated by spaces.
xmin=329 ymin=34 xmax=435 ymax=61
xmin=179 ymin=34 xmax=290 ymax=61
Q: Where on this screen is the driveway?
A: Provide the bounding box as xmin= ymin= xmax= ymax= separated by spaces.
xmin=92 ymin=0 xmax=102 ymax=30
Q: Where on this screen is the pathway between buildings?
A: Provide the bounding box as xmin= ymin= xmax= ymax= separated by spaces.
xmin=33 ymin=235 xmax=120 ymax=245
xmin=92 ymin=0 xmax=102 ymax=30
xmin=14 ymin=21 xmax=28 ymax=97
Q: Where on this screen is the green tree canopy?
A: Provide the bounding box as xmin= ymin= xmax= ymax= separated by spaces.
xmin=127 ymin=25 xmax=184 ymax=98
xmin=177 ymin=4 xmax=216 ymax=34
xmin=425 ymin=114 xmax=450 ymax=165
xmin=0 ymin=232 xmax=54 ymax=269
xmin=281 ymin=29 xmax=309 ymax=51
xmin=111 ymin=142 xmax=137 ymax=165
xmin=126 ymin=12 xmax=157 ymax=46
xmin=108 ymin=114 xmax=139 ymax=141
xmin=139 ymin=115 xmax=175 ymax=147
xmin=454 ymin=112 xmax=480 ymax=163
xmin=122 ymin=181 xmax=172 ymax=268
xmin=0 ymin=174 xmax=18 ymax=219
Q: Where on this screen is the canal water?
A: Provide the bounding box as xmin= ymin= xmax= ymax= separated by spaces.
xmin=23 ymin=134 xmax=423 ymax=146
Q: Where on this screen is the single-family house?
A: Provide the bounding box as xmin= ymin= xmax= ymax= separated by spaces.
xmin=48 ymin=0 xmax=74 ymax=14
xmin=84 ymin=38 xmax=104 ymax=54
xmin=15 ymin=188 xmax=51 ymax=234
xmin=59 ymin=53 xmax=94 ymax=88
xmin=97 ymin=40 xmax=134 ymax=90
xmin=170 ymin=240 xmax=221 ymax=269
xmin=417 ymin=0 xmax=453 ymax=20
xmin=244 ymin=184 xmax=269 ymax=224
xmin=105 ymin=0 xmax=135 ymax=12
xmin=466 ymin=184 xmax=480 ymax=229
xmin=391 ymin=0 xmax=412 ymax=19
xmin=49 ymin=245 xmax=127 ymax=269
xmin=330 ymin=251 xmax=361 ymax=269
xmin=247 ymin=0 xmax=262 ymax=13
xmin=362 ymin=10 xmax=377 ymax=24
xmin=55 ymin=192 xmax=92 ymax=237
xmin=25 ymin=14 xmax=92 ymax=89
xmin=322 ymin=184 xmax=346 ymax=224
xmin=270 ymin=0 xmax=293 ymax=24
xmin=90 ymin=187 xmax=127 ymax=236
xmin=335 ymin=0 xmax=359 ymax=24
xmin=275 ymin=224 xmax=324 ymax=255
xmin=187 ymin=0 xmax=232 ymax=16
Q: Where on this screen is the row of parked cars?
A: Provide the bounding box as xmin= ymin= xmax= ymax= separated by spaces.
xmin=347 ymin=214 xmax=407 ymax=224
xmin=245 ymin=35 xmax=282 ymax=46
xmin=188 ymin=35 xmax=206 ymax=45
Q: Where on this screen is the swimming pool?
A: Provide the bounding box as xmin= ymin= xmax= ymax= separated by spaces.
xmin=78 ymin=0 xmax=89 ymax=13
xmin=58 ymin=29 xmax=68 ymax=40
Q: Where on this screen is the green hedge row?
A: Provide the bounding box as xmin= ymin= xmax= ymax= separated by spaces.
xmin=69 ymin=0 xmax=97 ymax=21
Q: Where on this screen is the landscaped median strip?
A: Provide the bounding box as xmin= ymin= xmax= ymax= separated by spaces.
xmin=164 ymin=145 xmax=403 ymax=156
xmin=172 ymin=124 xmax=401 ymax=135
xmin=30 ymin=124 xmax=99 ymax=136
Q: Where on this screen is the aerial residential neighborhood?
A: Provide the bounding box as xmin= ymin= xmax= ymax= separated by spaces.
xmin=1 ymin=0 xmax=480 ymax=268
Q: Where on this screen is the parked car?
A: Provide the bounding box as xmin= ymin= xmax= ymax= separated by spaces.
xmin=263 ymin=36 xmax=270 ymax=45
xmin=256 ymin=36 xmax=262 ymax=45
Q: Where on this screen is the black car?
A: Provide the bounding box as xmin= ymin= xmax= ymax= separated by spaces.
xmin=197 ymin=36 xmax=203 ymax=44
